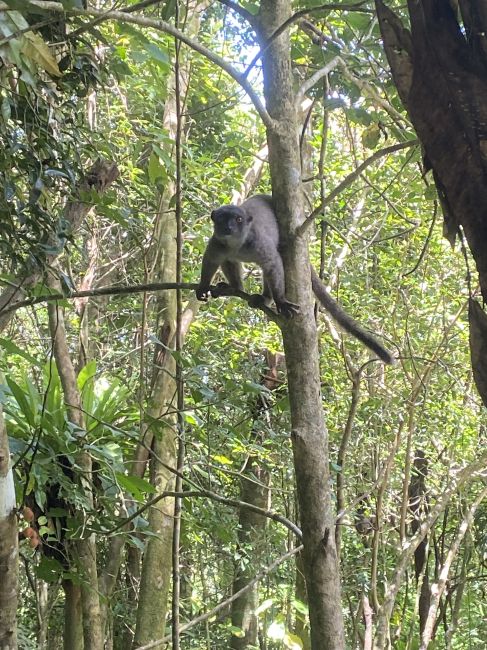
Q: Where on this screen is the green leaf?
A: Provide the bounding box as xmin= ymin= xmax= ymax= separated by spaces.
xmin=424 ymin=184 xmax=437 ymax=200
xmin=362 ymin=123 xmax=381 ymax=149
xmin=144 ymin=43 xmax=170 ymax=69
xmin=6 ymin=377 xmax=34 ymax=426
xmin=230 ymin=626 xmax=245 ymax=638
xmin=0 ymin=338 xmax=40 ymax=366
xmin=284 ymin=632 xmax=304 ymax=650
xmin=256 ymin=598 xmax=274 ymax=614
xmin=148 ymin=151 xmax=166 ymax=184
xmin=212 ymin=454 xmax=233 ymax=465
xmin=2 ymin=11 xmax=61 ymax=77
xmin=1 ymin=96 xmax=11 ymax=121
xmin=35 ymin=556 xmax=64 ymax=583
xmin=115 ymin=473 xmax=156 ymax=500
xmin=23 ymin=31 xmax=62 ymax=77
xmin=292 ymin=599 xmax=309 ymax=616
xmin=77 ymin=360 xmax=97 ymax=391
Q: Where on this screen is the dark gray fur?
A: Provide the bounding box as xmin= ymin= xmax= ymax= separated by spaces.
xmin=197 ymin=194 xmax=394 ymax=364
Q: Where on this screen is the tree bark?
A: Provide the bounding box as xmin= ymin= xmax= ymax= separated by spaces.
xmin=0 ymin=404 xmax=18 ymax=650
xmin=258 ymin=2 xmax=345 ymax=648
xmin=48 ymin=276 xmax=103 ymax=650
xmin=132 ymin=3 xmax=206 ymax=646
xmin=230 ymin=352 xmax=279 ymax=648
xmin=62 ymin=580 xmax=83 ymax=650
xmin=375 ymin=0 xmax=487 ymax=397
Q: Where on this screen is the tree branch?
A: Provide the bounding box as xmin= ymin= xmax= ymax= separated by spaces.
xmin=0 ymin=281 xmax=281 ymax=322
xmin=295 ymin=56 xmax=342 ymax=105
xmin=217 ymin=0 xmax=257 ymax=27
xmin=419 ymin=486 xmax=487 ymax=649
xmin=243 ymin=3 xmax=368 ymax=79
xmin=374 ymin=456 xmax=487 ymax=647
xmin=134 ymin=545 xmax=304 ymax=650
xmin=1 ymin=0 xmax=274 ymax=129
xmin=0 ymin=17 xmax=57 ymax=46
xmin=297 ymin=140 xmax=419 ymax=235
xmin=107 ymin=489 xmax=302 ymax=538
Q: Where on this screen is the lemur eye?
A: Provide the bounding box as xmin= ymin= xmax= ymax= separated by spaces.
xmin=236 ymin=216 xmax=243 ymax=223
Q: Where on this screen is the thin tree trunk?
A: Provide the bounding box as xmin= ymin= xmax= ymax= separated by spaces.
xmin=48 ymin=278 xmax=103 ymax=650
xmin=62 ymin=580 xmax=83 ymax=650
xmin=335 ymin=370 xmax=361 ymax=556
xmin=0 ymin=404 xmax=18 ymax=650
xmin=408 ymin=451 xmax=429 ymax=635
xmin=0 ymin=161 xmax=117 ymax=650
xmin=259 ymin=2 xmax=345 ymax=647
xmin=36 ymin=580 xmax=49 ymax=650
xmin=132 ymin=4 xmax=207 ymax=645
xmin=230 ymin=352 xmax=279 ymax=648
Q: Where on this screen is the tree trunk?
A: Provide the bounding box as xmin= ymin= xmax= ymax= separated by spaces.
xmin=375 ymin=0 xmax=487 ymax=400
xmin=0 ymin=404 xmax=18 ymax=650
xmin=258 ymin=2 xmax=345 ymax=648
xmin=230 ymin=352 xmax=279 ymax=648
xmin=62 ymin=580 xmax=83 ymax=650
xmin=132 ymin=4 xmax=206 ymax=645
xmin=0 ymin=160 xmax=117 ymax=650
xmin=48 ymin=284 xmax=103 ymax=650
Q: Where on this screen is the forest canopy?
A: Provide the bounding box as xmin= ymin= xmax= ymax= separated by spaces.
xmin=0 ymin=1 xmax=486 ymax=649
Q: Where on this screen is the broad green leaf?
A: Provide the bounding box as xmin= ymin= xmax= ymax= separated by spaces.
xmin=6 ymin=377 xmax=34 ymax=426
xmin=115 ymin=472 xmax=157 ymax=499
xmin=283 ymin=632 xmax=304 ymax=650
xmin=35 ymin=557 xmax=64 ymax=583
xmin=0 ymin=338 xmax=40 ymax=366
xmin=362 ymin=123 xmax=381 ymax=149
xmin=23 ymin=31 xmax=62 ymax=77
xmin=212 ymin=454 xmax=233 ymax=465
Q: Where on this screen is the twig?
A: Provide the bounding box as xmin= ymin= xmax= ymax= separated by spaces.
xmin=218 ymin=0 xmax=257 ymax=27
xmin=243 ymin=3 xmax=368 ymax=79
xmin=403 ymin=202 xmax=438 ymax=277
xmin=0 ymin=18 xmax=57 ymax=46
xmin=106 ymin=488 xmax=302 ymax=538
xmin=374 ymin=456 xmax=487 ymax=647
xmin=297 ymin=140 xmax=419 ymax=235
xmin=295 ymin=56 xmax=342 ymax=105
xmin=0 ymin=281 xmax=280 ymax=321
xmin=134 ymin=545 xmax=304 ymax=650
xmin=4 ymin=0 xmax=274 ymax=128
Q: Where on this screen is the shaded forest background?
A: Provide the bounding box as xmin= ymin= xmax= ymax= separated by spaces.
xmin=0 ymin=1 xmax=486 ymax=649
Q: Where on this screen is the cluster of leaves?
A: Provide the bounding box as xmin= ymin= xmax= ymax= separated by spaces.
xmin=1 ymin=2 xmax=486 ymax=647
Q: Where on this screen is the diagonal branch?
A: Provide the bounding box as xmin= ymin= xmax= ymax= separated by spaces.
xmin=419 ymin=485 xmax=487 ymax=649
xmin=5 ymin=0 xmax=274 ymax=128
xmin=295 ymin=55 xmax=342 ymax=105
xmin=107 ymin=489 xmax=302 ymax=538
xmin=297 ymin=140 xmax=419 ymax=235
xmin=134 ymin=545 xmax=304 ymax=650
xmin=218 ymin=0 xmax=257 ymax=27
xmin=373 ymin=455 xmax=487 ymax=648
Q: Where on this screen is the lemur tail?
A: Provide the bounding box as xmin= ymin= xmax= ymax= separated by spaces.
xmin=311 ymin=268 xmax=395 ymax=365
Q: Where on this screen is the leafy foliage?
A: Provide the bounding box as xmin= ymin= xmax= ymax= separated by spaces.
xmin=0 ymin=2 xmax=485 ymax=648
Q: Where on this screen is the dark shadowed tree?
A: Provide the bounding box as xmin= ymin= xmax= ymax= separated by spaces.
xmin=376 ymin=0 xmax=487 ymax=402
